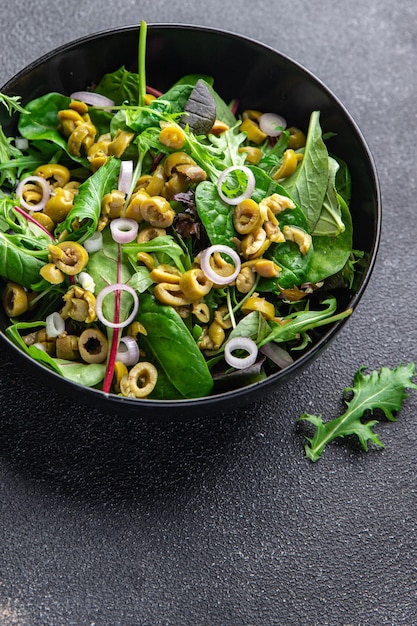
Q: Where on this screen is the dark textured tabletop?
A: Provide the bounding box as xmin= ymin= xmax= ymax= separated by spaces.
xmin=0 ymin=2 xmax=416 ymax=625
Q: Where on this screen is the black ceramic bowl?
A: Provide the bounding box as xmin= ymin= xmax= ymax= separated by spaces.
xmin=0 ymin=24 xmax=380 ymax=418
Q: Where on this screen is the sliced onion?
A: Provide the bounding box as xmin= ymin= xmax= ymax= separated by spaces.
xmin=110 ymin=218 xmax=139 ymax=244
xmin=32 ymin=342 xmax=47 ymax=352
xmin=77 ymin=271 xmax=95 ymax=293
xmin=15 ymin=175 xmax=51 ymax=212
xmin=216 ymin=165 xmax=255 ymax=205
xmin=260 ymin=342 xmax=294 ymax=369
xmin=69 ymin=91 xmax=115 ymax=108
xmin=15 ymin=137 xmax=29 ymax=150
xmin=224 ymin=337 xmax=258 ymax=370
xmin=259 ymin=113 xmax=287 ymax=137
xmin=84 ymin=231 xmax=103 ymax=253
xmin=116 ymin=336 xmax=140 ymax=366
xmin=199 ymin=244 xmax=241 ymax=285
xmin=118 ymin=160 xmax=133 ymax=194
xmin=45 ymin=312 xmax=65 ymax=338
xmin=95 ymin=283 xmax=139 ymax=329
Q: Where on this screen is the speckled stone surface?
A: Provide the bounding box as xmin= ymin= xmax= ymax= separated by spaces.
xmin=0 ymin=1 xmax=416 ymax=625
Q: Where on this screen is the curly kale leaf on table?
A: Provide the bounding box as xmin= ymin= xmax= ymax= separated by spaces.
xmin=298 ymin=363 xmax=417 ymax=461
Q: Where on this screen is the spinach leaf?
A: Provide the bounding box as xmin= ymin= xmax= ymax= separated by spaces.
xmin=18 ymin=93 xmax=89 ymax=167
xmin=127 ymin=267 xmax=154 ymax=293
xmin=206 ymin=83 xmax=237 ymax=128
xmin=87 ymin=227 xmax=133 ymax=322
xmin=161 ymin=83 xmax=194 ymax=114
xmin=242 ymin=165 xmax=313 ymax=290
xmin=0 ymin=230 xmax=46 ymax=288
xmin=55 ymin=157 xmax=120 ymax=242
xmin=148 ymin=367 xmax=186 ymax=400
xmin=311 ymin=156 xmax=345 ymax=237
xmin=125 ymin=99 xmax=174 ymax=134
xmin=195 ymin=180 xmax=236 ymax=247
xmin=54 ymin=359 xmax=106 ymax=386
xmin=334 ymin=155 xmax=352 ymax=204
xmin=95 ymin=65 xmax=140 ymax=105
xmin=137 ymin=293 xmax=214 ymax=398
xmin=228 ymin=310 xmax=271 ymax=344
xmin=280 ymin=111 xmax=328 ymax=233
xmin=302 ymin=194 xmax=353 ymax=284
xmin=5 ymin=320 xmax=106 ymax=385
xmin=264 ymin=239 xmax=313 ymax=290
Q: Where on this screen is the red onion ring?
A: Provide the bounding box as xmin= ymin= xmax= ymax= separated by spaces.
xmin=216 ymin=165 xmax=256 ymax=205
xmin=116 ymin=336 xmax=140 ymax=366
xmin=224 ymin=336 xmax=258 ymax=370
xmin=69 ymin=91 xmax=115 ymax=108
xmin=118 ymin=160 xmax=133 ymax=194
xmin=110 ymin=218 xmax=139 ymax=244
xmin=95 ymin=283 xmax=139 ymax=329
xmin=83 ymin=231 xmax=103 ymax=253
xmin=15 ymin=175 xmax=51 ymax=212
xmin=199 ymin=244 xmax=241 ymax=285
xmin=259 ymin=113 xmax=287 ymax=137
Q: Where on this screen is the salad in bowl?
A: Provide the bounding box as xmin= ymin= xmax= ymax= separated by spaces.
xmin=0 ymin=23 xmax=379 ymax=416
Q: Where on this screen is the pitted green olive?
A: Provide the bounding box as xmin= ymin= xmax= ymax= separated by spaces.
xmin=233 ymin=199 xmax=263 ymax=234
xmin=2 ymin=282 xmax=28 ymax=316
xmin=179 ymin=269 xmax=213 ymax=301
xmin=47 ymin=241 xmax=89 ymax=275
xmin=55 ymin=334 xmax=80 ymax=360
xmin=34 ymin=164 xmax=71 ymax=188
xmin=120 ymin=362 xmax=158 ymax=398
xmin=43 ymin=187 xmax=74 ymax=223
xmin=78 ymin=328 xmax=108 ymax=363
xmin=40 ymin=263 xmax=65 ymax=285
xmin=159 ymin=124 xmax=186 ymax=149
xmin=140 ymin=196 xmax=175 ymax=228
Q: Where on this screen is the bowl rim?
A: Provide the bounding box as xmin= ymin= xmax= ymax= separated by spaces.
xmin=0 ymin=23 xmax=382 ymax=416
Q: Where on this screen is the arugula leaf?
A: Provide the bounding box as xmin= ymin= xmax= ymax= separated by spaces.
xmin=258 ymin=297 xmax=352 ymax=348
xmin=123 ymin=235 xmax=188 ymax=272
xmin=0 ymin=125 xmax=24 ymax=186
xmin=299 ymin=363 xmax=417 ymax=461
xmin=55 ymin=157 xmax=120 ymax=242
xmin=0 ymin=92 xmax=28 ymax=116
